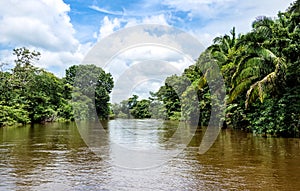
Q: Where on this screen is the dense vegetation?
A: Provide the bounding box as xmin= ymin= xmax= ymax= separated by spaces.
xmin=111 ymin=94 xmax=166 ymax=119
xmin=0 ymin=48 xmax=113 ymax=126
xmin=0 ymin=1 xmax=299 ymax=137
xmin=113 ymin=1 xmax=300 ymax=137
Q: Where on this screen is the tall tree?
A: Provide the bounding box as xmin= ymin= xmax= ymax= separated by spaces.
xmin=65 ymin=65 xmax=114 ymax=120
xmin=229 ymin=17 xmax=286 ymax=108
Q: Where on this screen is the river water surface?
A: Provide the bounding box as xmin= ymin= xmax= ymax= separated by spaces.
xmin=1 ymin=119 xmax=300 ymax=190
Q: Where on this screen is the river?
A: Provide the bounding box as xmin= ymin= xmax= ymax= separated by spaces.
xmin=1 ymin=119 xmax=300 ymax=190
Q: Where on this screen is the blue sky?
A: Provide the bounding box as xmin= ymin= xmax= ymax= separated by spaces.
xmin=0 ymin=0 xmax=295 ymax=100
xmin=0 ymin=0 xmax=294 ymax=73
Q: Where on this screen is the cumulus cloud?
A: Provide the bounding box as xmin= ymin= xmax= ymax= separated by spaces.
xmin=85 ymin=23 xmax=202 ymax=102
xmin=111 ymin=60 xmax=183 ymax=103
xmin=0 ymin=0 xmax=86 ymax=77
xmin=125 ymin=14 xmax=169 ymax=27
xmin=106 ymin=46 xmax=188 ymax=80
xmin=96 ymin=14 xmax=169 ymax=41
xmin=170 ymin=0 xmax=295 ymax=47
xmin=98 ymin=16 xmax=121 ymax=40
xmin=104 ymin=45 xmax=194 ymax=103
xmin=1 ymin=0 xmax=293 ymax=82
xmin=0 ymin=0 xmax=78 ymax=51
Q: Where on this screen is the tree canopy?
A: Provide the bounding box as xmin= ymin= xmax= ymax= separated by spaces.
xmin=0 ymin=48 xmax=114 ymax=126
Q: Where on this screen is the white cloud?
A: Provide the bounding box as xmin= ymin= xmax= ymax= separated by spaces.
xmin=89 ymin=5 xmax=124 ymax=16
xmin=105 ymin=45 xmax=185 ymax=81
xmin=38 ymin=47 xmax=86 ymax=77
xmin=98 ymin=16 xmax=121 ymax=40
xmin=97 ymin=14 xmax=169 ymax=41
xmin=180 ymin=0 xmax=295 ymax=47
xmin=125 ymin=14 xmax=169 ymax=27
xmin=0 ymin=49 xmax=15 ymax=71
xmin=110 ymin=60 xmax=182 ymax=103
xmin=131 ymin=80 xmax=164 ymax=100
xmin=141 ymin=14 xmax=169 ymax=25
xmin=162 ymin=0 xmax=236 ymax=19
xmin=84 ymin=20 xmax=204 ymax=102
xmin=98 ymin=0 xmax=294 ymax=101
xmin=0 ymin=0 xmax=78 ymax=51
xmin=0 ymin=0 xmax=87 ymax=77
xmin=1 ymin=0 xmax=294 ymax=80
xmin=106 ymin=45 xmax=194 ymax=103
xmin=162 ymin=0 xmax=293 ymax=20
xmin=117 ymin=46 xmax=182 ymax=62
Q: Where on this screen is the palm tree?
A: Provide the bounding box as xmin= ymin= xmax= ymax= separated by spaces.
xmin=229 ymin=17 xmax=287 ymax=108
xmin=208 ymin=27 xmax=240 ymax=86
xmin=288 ymin=0 xmax=300 ymax=13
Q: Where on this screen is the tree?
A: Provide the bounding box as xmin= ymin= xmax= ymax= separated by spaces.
xmin=12 ymin=47 xmax=41 ymax=90
xmin=26 ymin=70 xmax=68 ymax=122
xmin=130 ymin=99 xmax=151 ymax=119
xmin=0 ymin=48 xmax=74 ymax=126
xmin=229 ymin=16 xmax=286 ymax=108
xmin=208 ymin=28 xmax=241 ymax=89
xmin=155 ymin=77 xmax=182 ymax=120
xmin=148 ymin=92 xmax=167 ymax=119
xmin=151 ymin=0 xmax=299 ymax=136
xmin=128 ymin=95 xmax=139 ymax=110
xmin=65 ymin=65 xmax=114 ymax=120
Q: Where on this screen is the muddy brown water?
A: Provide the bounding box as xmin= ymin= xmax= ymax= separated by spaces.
xmin=1 ymin=119 xmax=300 ymax=190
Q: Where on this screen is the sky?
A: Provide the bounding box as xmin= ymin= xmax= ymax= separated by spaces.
xmin=0 ymin=0 xmax=295 ymax=101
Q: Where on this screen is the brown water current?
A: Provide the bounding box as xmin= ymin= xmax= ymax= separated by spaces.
xmin=1 ymin=119 xmax=300 ymax=190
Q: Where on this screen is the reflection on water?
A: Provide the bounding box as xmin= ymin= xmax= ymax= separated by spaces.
xmin=0 ymin=119 xmax=300 ymax=190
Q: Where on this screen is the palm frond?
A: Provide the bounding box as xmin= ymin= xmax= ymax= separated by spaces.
xmin=245 ymin=71 xmax=277 ymax=108
xmin=235 ymin=66 xmax=260 ymax=84
xmin=231 ymin=56 xmax=263 ymax=85
xmin=229 ymin=76 xmax=257 ymax=103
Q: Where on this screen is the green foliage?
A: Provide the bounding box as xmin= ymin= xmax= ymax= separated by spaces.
xmin=169 ymin=111 xmax=182 ymax=121
xmin=111 ymin=99 xmax=132 ymax=118
xmin=248 ymin=87 xmax=300 ymax=137
xmin=1 ymin=1 xmax=299 ymax=139
xmin=130 ymin=99 xmax=151 ymax=119
xmin=0 ymin=103 xmax=30 ymax=126
xmin=65 ymin=64 xmax=114 ymax=120
xmin=0 ymin=48 xmax=76 ymax=126
xmin=149 ymin=100 xmax=167 ymax=119
xmin=112 ymin=95 xmax=166 ymax=119
xmin=0 ymin=48 xmax=113 ymax=127
xmin=213 ymin=2 xmax=299 ymax=136
xmin=151 ymin=0 xmax=300 ymax=137
xmin=155 ymin=75 xmax=184 ymax=119
xmin=71 ymin=91 xmax=94 ymax=120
